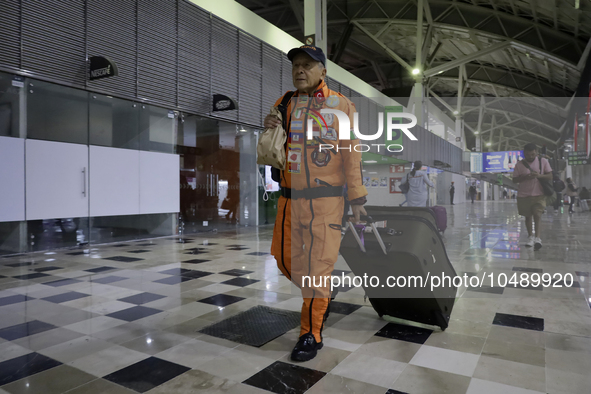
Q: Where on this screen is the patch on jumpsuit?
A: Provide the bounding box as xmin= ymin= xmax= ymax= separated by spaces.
xmin=311 ymin=148 xmax=331 ymax=167
xmin=288 ymin=144 xmax=302 ymax=174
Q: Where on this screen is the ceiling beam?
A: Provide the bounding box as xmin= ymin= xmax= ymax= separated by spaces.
xmin=375 ymin=21 xmax=394 ymax=39
xmin=287 ymin=0 xmax=304 ymax=33
xmin=416 ymin=0 xmax=424 ymax=71
xmin=423 ymin=0 xmax=433 ymax=24
xmin=426 ymin=41 xmax=442 ymax=68
xmin=352 ymin=21 xmax=414 ymax=72
xmin=578 ymin=37 xmax=591 ymax=71
xmin=457 ymin=64 xmax=464 ymax=114
xmin=423 ymin=41 xmax=512 ymax=77
xmin=350 ymin=19 xmax=580 ymax=69
xmin=470 ymin=113 xmax=560 ymax=143
xmin=477 ymin=95 xmax=485 ymax=134
xmin=371 ymin=60 xmax=388 ymax=90
xmin=483 ymin=131 xmax=552 ymax=149
xmin=508 ymin=0 xmax=518 ymax=16
xmin=477 ymin=124 xmax=558 ymax=147
xmin=421 ymin=23 xmax=434 ymax=66
xmin=427 ymin=87 xmax=456 ymax=113
xmin=332 ymin=23 xmax=354 ymax=64
xmin=427 ymin=0 xmax=583 ymax=52
xmin=432 ymin=76 xmax=567 ymax=111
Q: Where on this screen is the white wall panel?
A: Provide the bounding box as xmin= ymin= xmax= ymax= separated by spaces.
xmin=26 ymin=139 xmax=88 ymax=220
xmin=90 ymin=146 xmax=140 ymax=217
xmin=0 ymin=137 xmax=25 ymax=222
xmin=139 ymin=151 xmax=179 ymax=214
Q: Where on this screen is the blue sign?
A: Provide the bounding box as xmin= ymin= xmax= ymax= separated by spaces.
xmin=482 ymin=151 xmax=523 ymax=173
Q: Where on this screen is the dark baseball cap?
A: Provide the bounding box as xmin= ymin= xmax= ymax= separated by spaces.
xmin=287 ymin=45 xmax=326 ymax=66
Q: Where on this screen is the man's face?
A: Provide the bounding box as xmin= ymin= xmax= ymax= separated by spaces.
xmin=292 ymin=53 xmax=326 ymax=94
xmin=524 ymin=149 xmax=537 ymax=163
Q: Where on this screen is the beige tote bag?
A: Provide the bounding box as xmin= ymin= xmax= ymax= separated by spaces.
xmin=257 ymin=106 xmax=286 ymax=170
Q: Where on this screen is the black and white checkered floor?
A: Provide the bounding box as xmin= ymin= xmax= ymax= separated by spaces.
xmin=0 ymin=201 xmax=590 ymax=393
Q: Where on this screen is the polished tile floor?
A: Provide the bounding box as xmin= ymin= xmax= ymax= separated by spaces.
xmin=0 ymin=201 xmax=590 ymax=393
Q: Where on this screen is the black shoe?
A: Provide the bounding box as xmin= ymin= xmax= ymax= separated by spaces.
xmin=291 ymin=333 xmax=323 ymax=362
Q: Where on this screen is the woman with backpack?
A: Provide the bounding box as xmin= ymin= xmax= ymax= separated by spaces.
xmin=406 ymin=161 xmax=434 ymax=207
xmin=565 ymin=178 xmax=578 ymax=213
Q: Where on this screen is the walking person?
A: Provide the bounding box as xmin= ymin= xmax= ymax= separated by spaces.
xmin=565 ymin=177 xmax=578 ymax=213
xmin=512 ymin=143 xmax=553 ymax=250
xmin=406 ymin=161 xmax=434 ymax=207
xmin=449 ymin=182 xmax=455 ymax=205
xmin=263 ymin=45 xmax=367 ymax=362
xmin=469 ymin=183 xmax=477 ymax=203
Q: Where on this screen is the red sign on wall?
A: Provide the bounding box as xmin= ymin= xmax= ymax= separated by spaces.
xmin=390 ymin=165 xmax=405 ymax=173
xmin=390 ymin=177 xmax=402 ymax=193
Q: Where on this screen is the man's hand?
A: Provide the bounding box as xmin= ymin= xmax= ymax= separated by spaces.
xmin=264 ymin=114 xmax=281 ymax=129
xmin=351 ymin=204 xmax=367 ymax=224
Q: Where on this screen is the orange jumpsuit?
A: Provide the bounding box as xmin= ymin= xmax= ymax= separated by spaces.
xmin=270 ymin=80 xmax=367 ymax=343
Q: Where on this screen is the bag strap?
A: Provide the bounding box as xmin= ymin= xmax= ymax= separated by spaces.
xmin=520 ymin=159 xmax=531 ymax=171
xmin=276 ymin=91 xmax=295 ymax=186
xmin=278 ymin=91 xmax=295 ymax=131
xmin=280 ymin=90 xmax=295 ymax=107
xmin=538 ymin=156 xmax=544 ymax=175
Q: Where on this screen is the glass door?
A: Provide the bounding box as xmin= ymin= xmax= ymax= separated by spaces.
xmin=178 ymin=115 xmax=252 ymax=233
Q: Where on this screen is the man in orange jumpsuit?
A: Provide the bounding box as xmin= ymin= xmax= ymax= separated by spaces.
xmin=264 ymin=45 xmax=368 ymax=361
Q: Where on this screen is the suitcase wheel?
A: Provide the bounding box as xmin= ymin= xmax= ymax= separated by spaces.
xmin=434 ymin=311 xmax=449 ymax=331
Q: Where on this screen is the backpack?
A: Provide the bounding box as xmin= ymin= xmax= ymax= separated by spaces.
xmin=269 ymin=91 xmax=296 ymax=183
xmin=399 ymin=174 xmax=410 ymax=194
xmin=553 ymin=176 xmax=565 ymax=193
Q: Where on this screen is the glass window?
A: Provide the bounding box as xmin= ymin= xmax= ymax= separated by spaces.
xmin=139 ymin=104 xmax=176 ymax=153
xmin=89 ymin=213 xmax=175 ymax=244
xmin=0 ymin=222 xmax=26 ymax=255
xmin=28 ymin=217 xmax=89 ymax=253
xmin=0 ymin=72 xmax=22 ymax=138
xmin=27 ymin=79 xmax=88 ymax=144
xmin=90 ymin=94 xmax=140 ymax=149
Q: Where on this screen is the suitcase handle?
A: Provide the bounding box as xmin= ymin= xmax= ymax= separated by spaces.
xmin=345 ymin=221 xmax=366 ymax=253
xmin=345 ymin=218 xmax=388 ymax=255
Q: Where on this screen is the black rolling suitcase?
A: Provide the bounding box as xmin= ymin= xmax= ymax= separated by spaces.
xmin=340 ymin=206 xmax=457 ymax=330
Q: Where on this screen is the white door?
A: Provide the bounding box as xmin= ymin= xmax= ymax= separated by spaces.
xmin=26 ymin=139 xmax=89 ymax=220
xmin=89 ymin=146 xmax=140 ymax=217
